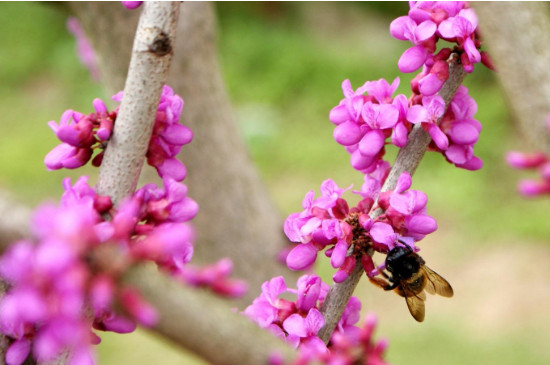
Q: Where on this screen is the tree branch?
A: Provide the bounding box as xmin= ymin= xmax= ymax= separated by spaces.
xmin=70 ymin=2 xmax=299 ymax=310
xmin=124 ymin=264 xmax=294 ymax=364
xmin=83 ymin=3 xmax=296 ymax=364
xmin=96 ymin=1 xmax=180 ymax=203
xmin=473 ymin=2 xmax=550 ymax=153
xmin=0 ymin=189 xmax=31 ymax=252
xmin=318 ymin=56 xmax=466 ymax=343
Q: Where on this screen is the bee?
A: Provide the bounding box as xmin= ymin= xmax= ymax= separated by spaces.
xmin=369 ymin=245 xmax=453 ymax=322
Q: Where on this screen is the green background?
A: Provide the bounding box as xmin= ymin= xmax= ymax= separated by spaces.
xmin=0 ymin=2 xmax=548 ymax=364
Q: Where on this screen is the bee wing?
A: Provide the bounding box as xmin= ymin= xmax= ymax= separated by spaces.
xmin=402 ymin=285 xmax=426 ymax=322
xmin=422 ymin=266 xmax=454 ymax=297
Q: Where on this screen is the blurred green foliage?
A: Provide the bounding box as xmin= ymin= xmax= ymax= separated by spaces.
xmin=0 ymin=2 xmax=548 ymax=365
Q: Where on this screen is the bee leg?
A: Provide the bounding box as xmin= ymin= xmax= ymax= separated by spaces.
xmin=368 ymin=276 xmax=399 ymax=291
xmin=372 ymin=267 xmax=400 ymax=291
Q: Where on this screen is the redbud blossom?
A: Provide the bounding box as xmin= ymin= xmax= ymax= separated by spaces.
xmin=285 ymin=172 xmax=437 ymax=282
xmin=244 ymin=275 xmax=361 ymax=351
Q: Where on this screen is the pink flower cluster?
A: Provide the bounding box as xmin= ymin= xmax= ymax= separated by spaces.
xmin=45 ymin=85 xmax=192 ymax=182
xmin=0 ymin=197 xmax=136 ymax=364
xmin=244 ymin=275 xmax=361 ymax=353
xmin=284 ymin=171 xmax=437 ymax=283
xmin=391 ymin=2 xmax=493 ymax=96
xmin=67 ymin=18 xmax=100 ymax=82
xmin=507 ymin=151 xmax=550 ymax=196
xmin=506 ymin=117 xmax=550 ymax=196
xmin=409 ymin=85 xmax=482 ymax=170
xmin=0 ymin=175 xmax=199 ymax=365
xmin=45 ymin=99 xmax=115 ymax=170
xmin=329 ymin=79 xmax=482 ymax=173
xmin=175 ymin=258 xmax=248 ymax=298
xmin=271 ymin=314 xmax=388 ymax=365
xmin=329 ymin=78 xmax=412 ymax=173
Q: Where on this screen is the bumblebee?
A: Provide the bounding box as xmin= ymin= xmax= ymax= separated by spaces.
xmin=369 ymin=245 xmax=453 ymax=322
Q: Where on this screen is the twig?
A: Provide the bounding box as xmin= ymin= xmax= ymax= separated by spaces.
xmin=318 ymin=56 xmax=466 ymax=343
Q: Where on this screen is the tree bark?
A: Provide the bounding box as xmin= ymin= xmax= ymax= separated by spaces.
xmin=68 ymin=2 xmax=298 ymax=309
xmin=473 ymin=2 xmax=550 ymax=153
xmin=0 ymin=189 xmax=31 ymax=252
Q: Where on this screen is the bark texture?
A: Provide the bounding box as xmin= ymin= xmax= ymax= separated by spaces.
xmin=96 ymin=1 xmax=181 ymax=203
xmin=474 ymin=2 xmax=550 ymax=153
xmin=0 ymin=190 xmax=31 ymax=252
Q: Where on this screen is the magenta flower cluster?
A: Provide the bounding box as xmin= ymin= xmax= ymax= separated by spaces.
xmin=411 ymin=85 xmax=482 ymax=169
xmin=45 ymin=85 xmax=192 ymax=182
xmin=507 ymin=151 xmax=550 ymax=196
xmin=391 ymin=2 xmax=493 ymax=89
xmin=67 ymin=18 xmax=100 ymax=82
xmin=271 ymin=314 xmax=388 ymax=365
xmin=244 ymin=275 xmax=361 ymax=353
xmin=507 ymin=116 xmax=550 ymax=196
xmin=246 ymin=2 xmax=491 ymax=363
xmin=0 ymin=175 xmax=201 ymax=365
xmin=284 ymin=171 xmax=437 ymax=283
xmin=175 ymin=258 xmax=248 ymax=298
xmin=329 ymin=78 xmax=411 ymax=173
xmin=329 ymin=77 xmax=482 ymax=173
xmin=0 ymin=81 xmax=218 ymax=364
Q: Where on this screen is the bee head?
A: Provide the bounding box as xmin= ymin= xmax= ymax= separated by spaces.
xmin=385 ymin=246 xmax=420 ymax=279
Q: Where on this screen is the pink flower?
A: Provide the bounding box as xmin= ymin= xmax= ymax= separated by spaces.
xmin=244 ymin=275 xmax=359 ymax=352
xmin=438 ymin=8 xmax=480 ymax=71
xmin=378 ymin=172 xmax=437 ymax=242
xmin=330 ymin=78 xmax=413 ymax=173
xmin=176 ymin=258 xmax=248 ymax=298
xmin=407 ymin=94 xmax=449 ymax=150
xmin=122 ymin=1 xmax=142 ymax=9
xmin=67 ymin=18 xmax=100 ymax=81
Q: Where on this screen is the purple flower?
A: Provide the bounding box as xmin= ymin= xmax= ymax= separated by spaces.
xmin=44 ymin=143 xmax=92 ymax=171
xmin=283 ymin=309 xmax=325 ymax=349
xmin=407 ymin=95 xmax=449 ymax=150
xmin=177 ymin=258 xmax=248 ymax=298
xmin=244 ymin=275 xmax=360 ymax=353
xmin=131 ymin=223 xmax=195 ymax=271
xmin=137 ymin=177 xmax=199 ymax=225
xmin=67 ymin=18 xmax=100 ymax=81
xmin=439 ymin=85 xmax=483 ymax=170
xmin=438 ymin=9 xmax=480 ymax=66
xmin=363 ymin=77 xmax=400 ymax=104
xmin=122 ymin=1 xmax=143 ymax=9
xmin=390 ymin=16 xmax=437 ymax=45
xmin=377 ymin=172 xmax=437 ymax=242
xmin=330 ymin=78 xmax=412 ymax=173
xmin=284 ymin=180 xmax=352 ymax=271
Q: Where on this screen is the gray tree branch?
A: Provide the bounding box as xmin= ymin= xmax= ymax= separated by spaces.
xmin=473 ymin=2 xmax=550 ymax=153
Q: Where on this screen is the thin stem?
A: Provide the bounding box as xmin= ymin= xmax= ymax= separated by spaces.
xmin=318 ymin=56 xmax=466 ymax=344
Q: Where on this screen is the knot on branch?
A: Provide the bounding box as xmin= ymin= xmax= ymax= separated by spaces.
xmin=148 ymin=31 xmax=172 ymax=56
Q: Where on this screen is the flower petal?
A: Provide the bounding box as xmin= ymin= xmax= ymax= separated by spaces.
xmin=286 ymin=243 xmax=318 ymax=271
